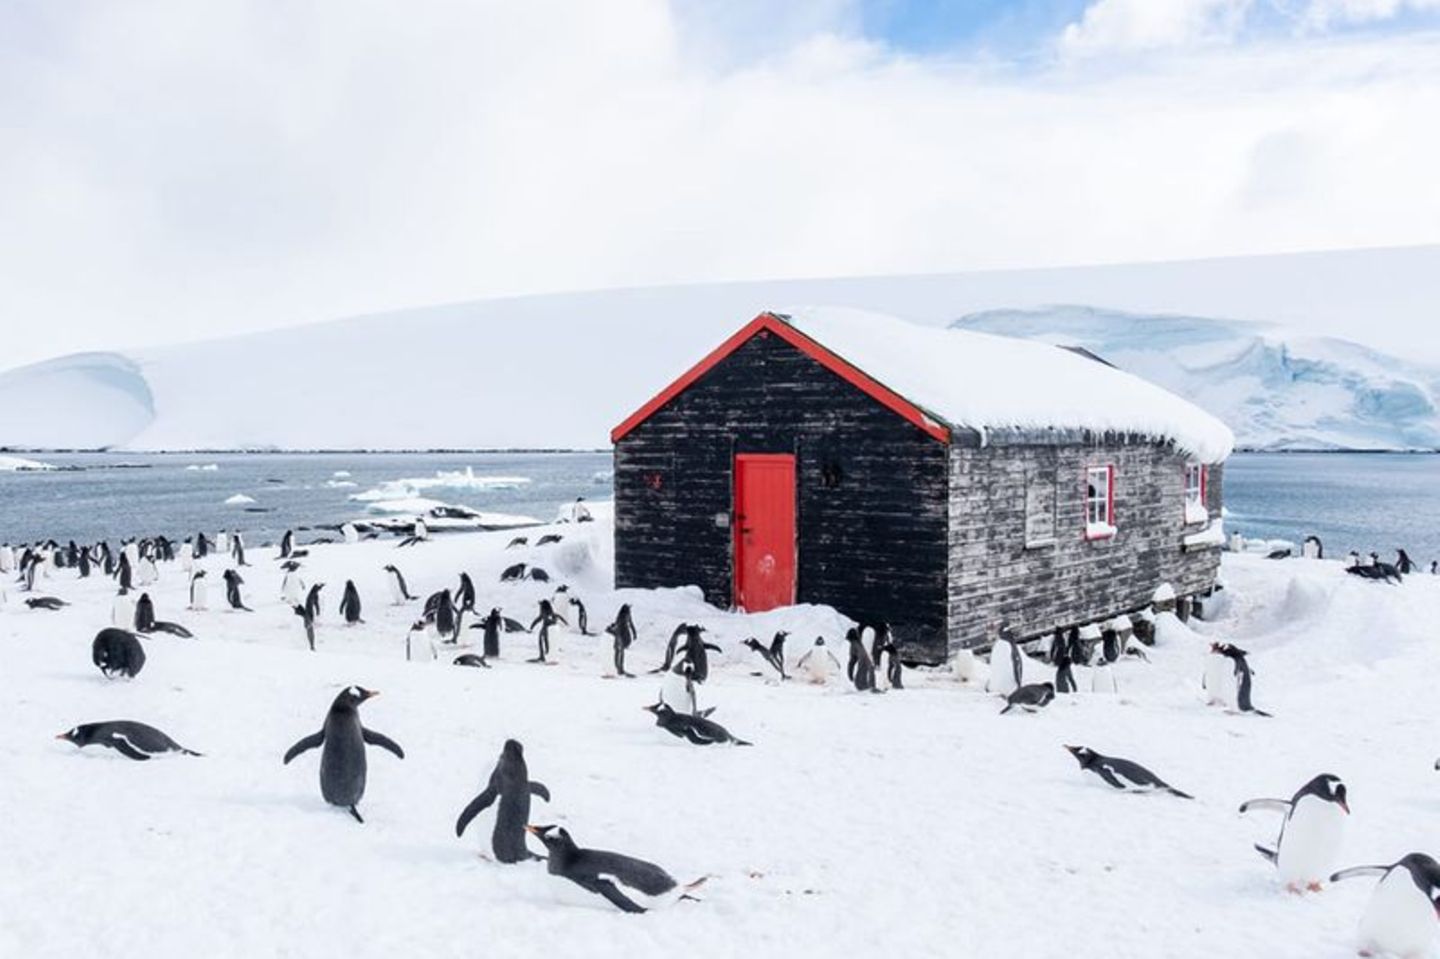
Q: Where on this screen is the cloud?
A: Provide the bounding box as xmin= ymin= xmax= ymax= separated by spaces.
xmin=1302 ymin=0 xmax=1440 ymax=29
xmin=1059 ymin=0 xmax=1254 ymax=55
xmin=0 ymin=0 xmax=1438 ymax=369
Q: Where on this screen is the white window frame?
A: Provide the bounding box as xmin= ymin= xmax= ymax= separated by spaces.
xmin=1183 ymin=463 xmax=1207 ymax=525
xmin=1024 ymin=466 xmax=1058 ymax=548
xmin=1084 ymin=465 xmax=1115 ymax=540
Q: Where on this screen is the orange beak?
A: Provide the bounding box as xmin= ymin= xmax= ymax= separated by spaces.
xmin=525 ymin=825 xmax=541 ymax=836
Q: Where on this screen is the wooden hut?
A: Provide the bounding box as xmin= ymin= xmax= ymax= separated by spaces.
xmin=610 ymin=308 xmax=1232 ymax=663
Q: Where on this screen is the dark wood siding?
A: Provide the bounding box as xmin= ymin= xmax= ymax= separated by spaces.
xmin=614 ymin=330 xmax=950 ymax=660
xmin=946 ymin=439 xmax=1224 ymax=650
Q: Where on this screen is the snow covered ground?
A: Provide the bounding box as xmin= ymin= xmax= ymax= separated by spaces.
xmin=4 ymin=507 xmax=1440 ymax=957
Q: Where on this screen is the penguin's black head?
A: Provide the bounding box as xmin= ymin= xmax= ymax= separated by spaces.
xmin=1064 ymin=745 xmax=1095 ymax=765
xmin=813 ymin=637 xmax=825 ymax=647
xmin=775 ymin=630 xmax=789 ymax=639
xmin=1304 ymin=774 xmax=1349 ymax=813
xmin=525 ymin=824 xmax=574 ymax=852
xmin=643 ymin=701 xmax=673 ymax=718
xmin=56 ymin=725 xmax=90 ymax=747
xmin=334 ymin=686 xmax=378 ymax=709
xmin=1039 ymin=682 xmax=1055 ymax=692
xmin=408 ymin=619 xmax=426 ymax=631
xmin=502 ymin=739 xmax=524 ymax=759
xmin=743 ymin=637 xmax=761 ymax=649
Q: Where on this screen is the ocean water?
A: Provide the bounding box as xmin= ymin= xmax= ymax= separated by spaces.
xmin=1 ymin=451 xmax=1436 ymax=565
xmin=0 ymin=452 xmax=612 ymax=546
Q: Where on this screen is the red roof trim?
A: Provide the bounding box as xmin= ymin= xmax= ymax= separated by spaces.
xmin=610 ymin=312 xmax=952 ymax=444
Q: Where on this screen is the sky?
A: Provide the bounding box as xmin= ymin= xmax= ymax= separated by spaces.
xmin=1 ymin=0 xmax=1439 ymax=369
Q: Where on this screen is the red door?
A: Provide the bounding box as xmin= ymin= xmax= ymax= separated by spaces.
xmin=734 ymin=453 xmax=796 ymax=612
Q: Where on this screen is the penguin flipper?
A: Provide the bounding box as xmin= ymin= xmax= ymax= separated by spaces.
xmin=349 ymin=806 xmax=365 ymax=824
xmin=362 ymin=728 xmax=405 ymax=759
xmin=1095 ymin=767 xmax=1129 ymax=790
xmin=1330 ymin=865 xmax=1389 ymax=883
xmin=529 ymin=781 xmax=551 ymax=802
xmin=107 ymin=735 xmax=152 ymax=761
xmin=455 ymin=786 xmax=499 ymax=836
xmin=1164 ymin=786 xmax=1194 ymax=800
xmin=1238 ymin=798 xmax=1291 ymax=815
xmin=574 ymin=876 xmax=646 ymax=914
xmin=283 ymin=730 xmax=325 ymax=764
xmin=1253 ymin=844 xmax=1278 ymax=864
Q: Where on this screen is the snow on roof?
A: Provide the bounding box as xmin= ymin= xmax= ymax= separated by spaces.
xmin=782 ymin=307 xmax=1234 ymax=463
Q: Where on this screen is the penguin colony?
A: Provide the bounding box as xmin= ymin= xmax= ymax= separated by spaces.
xmin=12 ymin=518 xmax=1440 ymax=943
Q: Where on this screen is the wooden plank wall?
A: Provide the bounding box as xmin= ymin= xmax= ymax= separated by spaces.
xmin=946 ymin=439 xmax=1223 ymax=650
xmin=614 ymin=331 xmax=951 ymax=659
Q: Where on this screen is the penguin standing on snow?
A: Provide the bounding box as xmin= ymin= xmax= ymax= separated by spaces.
xmin=188 ymin=570 xmax=208 ymax=611
xmin=476 ymin=607 xmax=505 ymax=659
xmin=528 ymin=599 xmax=567 ymax=663
xmin=279 ymin=529 xmax=294 ymax=559
xmin=1213 ymin=643 xmax=1270 ymax=716
xmin=425 ymin=589 xmax=458 ymax=644
xmin=92 ymin=628 xmax=147 ymax=679
xmin=293 ymin=604 xmax=317 ymax=651
xmin=1397 ymin=548 xmax=1416 ymax=575
xmin=133 ymin=592 xmax=156 ymax=633
xmin=112 ymin=587 xmax=137 ymax=629
xmin=115 ymin=553 xmax=132 ymax=593
xmin=1050 ymin=628 xmax=1077 ymax=694
xmin=1063 ymin=745 xmax=1192 ymax=798
xmin=57 ymin=721 xmax=200 ymax=760
xmin=455 ymin=739 xmax=551 ymax=863
xmin=650 ymin=623 xmax=686 ymax=675
xmin=526 ymin=824 xmax=704 ymax=913
xmin=283 ymin=686 xmax=404 ymax=824
xmin=797 ymin=636 xmax=843 ymax=684
xmin=384 ymin=565 xmax=415 ymax=604
xmin=455 ymin=572 xmax=477 ymax=613
xmin=222 ymin=569 xmax=251 ymax=611
xmin=1330 ymin=854 xmax=1440 ymax=958
xmin=231 ymin=532 xmax=247 ymax=567
xmin=1302 ymin=535 xmax=1323 ymax=559
xmin=605 ymin=603 xmax=637 ymax=677
xmin=305 ymin=583 xmax=324 ymax=622
xmin=1240 ymin=774 xmax=1350 ymax=892
xmin=1202 ymin=642 xmax=1235 ymax=706
xmin=281 ymin=568 xmax=306 ymax=606
xmin=568 ymin=596 xmax=591 ymax=635
xmin=879 ymin=640 xmax=905 ymax=690
xmin=987 ymin=626 xmax=1023 ymax=696
xmin=405 ymin=620 xmax=435 ymax=661
xmin=339 ymin=580 xmax=363 ymax=625
xmin=844 ymin=627 xmax=880 ymax=693
xmin=677 ymin=624 xmax=720 ymax=684
xmin=743 ymin=631 xmax=788 ymax=680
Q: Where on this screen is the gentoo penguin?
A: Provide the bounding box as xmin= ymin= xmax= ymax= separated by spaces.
xmin=1302 ymin=535 xmax=1323 ymax=559
xmin=454 ymin=739 xmax=551 ymax=863
xmin=279 ymin=529 xmax=294 ymax=559
xmin=222 ymin=569 xmax=251 ymax=611
xmin=1063 ymin=746 xmax=1192 ymax=798
xmin=77 ymin=546 xmax=91 ymax=578
xmin=644 ymin=701 xmax=751 ymax=746
xmin=499 ymin=562 xmax=527 ymax=583
xmin=527 ymin=824 xmax=704 ymax=913
xmin=92 ymin=628 xmax=147 ymax=679
xmin=1050 ymin=628 xmax=1078 ymax=694
xmin=605 ymin=604 xmax=637 ymax=677
xmin=661 ymin=660 xmax=699 ymax=716
xmin=454 ymin=653 xmax=490 ymax=668
xmin=477 ymin=608 xmax=506 ymax=659
xmin=231 ymin=532 xmax=247 ymax=566
xmin=1202 ymin=643 xmax=1236 ymax=707
xmin=188 ymin=570 xmax=208 ymax=611
xmin=1089 ymin=657 xmax=1118 ymax=694
xmin=651 ymin=624 xmax=686 ymax=675
xmin=414 ymin=517 xmax=428 ymax=542
xmin=568 ymin=596 xmax=591 ymax=635
xmin=1212 ymin=643 xmax=1270 ymax=716
xmin=281 ymin=568 xmax=306 ymax=606
xmin=677 ymin=624 xmax=719 ymax=684
xmin=1330 ymin=854 xmax=1440 ymax=958
xmin=987 ymin=627 xmax=1023 ymax=696
xmin=537 ymin=533 xmax=563 ymax=546
xmin=339 ymin=580 xmax=363 ymax=625
xmin=57 ymin=721 xmax=200 ymax=760
xmin=528 ymin=566 xmax=551 ymax=583
xmin=797 ymin=637 xmax=843 ymax=684
xmin=455 ymin=572 xmax=476 ymax=613
xmin=111 ymin=588 xmax=136 ymax=627
xmin=293 ymin=604 xmax=317 ymax=651
xmin=283 ymin=686 xmax=404 ymax=824
xmin=1000 ymin=682 xmax=1055 ymax=714
xmin=303 ymin=582 xmax=324 ymax=622
xmin=743 ymin=631 xmax=788 ymax=680
xmin=1397 ymin=548 xmax=1416 ymax=575
xmin=340 ymin=522 xmax=359 ymax=545
xmin=880 ymin=641 xmax=905 ymax=690
xmin=506 ymin=536 xmax=527 ymax=549
xmin=405 ymin=621 xmax=435 ymax=661
xmin=384 ymin=565 xmax=415 ymax=604
xmin=135 ymin=555 xmax=158 ymax=587
xmin=215 ymin=529 xmax=229 ymax=556
xmin=844 ymin=627 xmax=880 ymax=692
xmin=1240 ymin=774 xmax=1350 ymax=892
xmin=1432 ymin=560 xmax=1439 ymax=575
xmin=424 ymin=589 xmax=457 ymax=644
xmin=134 ymin=592 xmax=156 ymax=633
xmin=528 ymin=599 xmax=567 ymax=663
xmin=0 ymin=542 xmax=11 ymax=573
xmin=115 ymin=553 xmax=132 ymax=593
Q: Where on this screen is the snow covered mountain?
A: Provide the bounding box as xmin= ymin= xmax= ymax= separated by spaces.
xmin=1 ymin=255 xmax=1436 ymax=451
xmin=951 ymin=307 xmax=1440 ymax=451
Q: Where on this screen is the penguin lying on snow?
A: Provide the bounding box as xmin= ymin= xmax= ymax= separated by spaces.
xmin=644 ymin=701 xmax=751 ymax=746
xmin=1064 ymin=746 xmax=1192 ymax=798
xmin=1000 ymin=682 xmax=1055 ymax=714
xmin=1330 ymin=854 xmax=1440 ymax=958
xmin=454 ymin=653 xmax=490 ymax=668
xmin=537 ymin=533 xmax=563 ymax=546
xmin=92 ymin=628 xmax=146 ymax=679
xmin=500 ymin=562 xmax=527 ymax=582
xmin=283 ymin=687 xmax=404 ymax=824
xmin=506 ymin=536 xmax=527 ymax=549
xmin=25 ymin=596 xmax=67 ymax=611
xmin=526 ymin=824 xmax=706 ymax=914
xmin=455 ymin=739 xmax=551 ymax=863
xmin=1240 ymin=774 xmax=1349 ymax=892
xmin=57 ymin=721 xmax=200 ymax=760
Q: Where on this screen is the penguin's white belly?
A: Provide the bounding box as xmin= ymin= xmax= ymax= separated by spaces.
xmin=111 ymin=597 xmax=135 ymax=628
xmin=1359 ymin=870 xmax=1437 ymax=957
xmin=191 ymin=583 xmax=207 ymax=609
xmin=1090 ymin=664 xmax=1118 ymax=694
xmin=1278 ymin=798 xmax=1346 ymax=885
xmin=987 ymin=640 xmax=1020 ymax=696
xmin=661 ymin=671 xmax=696 ymax=713
xmin=388 ymin=580 xmax=404 ymax=604
xmin=801 ymin=655 xmax=833 ymax=685
xmin=281 ymin=577 xmax=304 ymax=605
xmin=1203 ymin=655 xmax=1234 ymax=706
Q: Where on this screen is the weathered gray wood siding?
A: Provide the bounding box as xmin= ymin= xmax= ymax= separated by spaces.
xmin=614 ymin=330 xmax=950 ymax=659
xmin=946 ymin=439 xmax=1224 ymax=650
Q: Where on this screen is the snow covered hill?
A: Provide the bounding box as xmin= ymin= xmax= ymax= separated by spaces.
xmin=952 ymin=307 xmax=1440 ymax=451
xmin=2 ymin=248 xmax=1436 ymax=451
